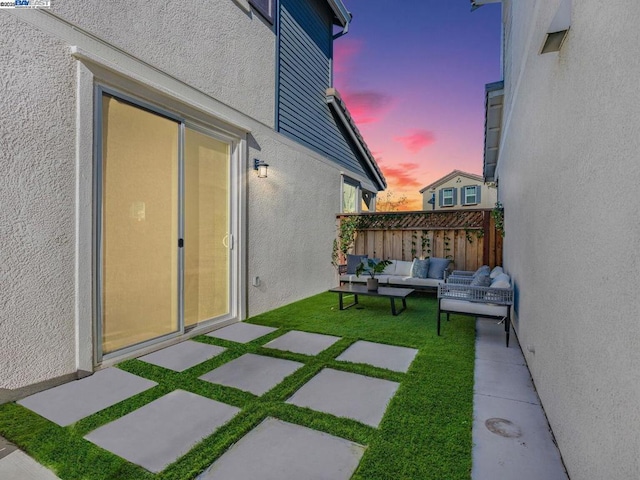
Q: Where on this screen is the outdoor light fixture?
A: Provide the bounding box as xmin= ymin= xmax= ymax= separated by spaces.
xmin=254 ymin=158 xmax=269 ymax=178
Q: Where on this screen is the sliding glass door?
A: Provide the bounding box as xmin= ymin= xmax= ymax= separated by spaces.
xmin=98 ymin=90 xmax=233 ymax=358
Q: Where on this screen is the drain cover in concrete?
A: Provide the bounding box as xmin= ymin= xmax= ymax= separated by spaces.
xmin=336 ymin=341 xmax=418 ymax=373
xmin=199 ymin=354 xmax=303 ymax=396
xmin=287 ymin=368 xmax=399 ymax=428
xmin=264 ymin=331 xmax=341 ymax=356
xmin=198 ymin=417 xmax=364 ymax=480
xmin=85 ymin=390 xmax=239 ymax=473
xmin=18 ymin=368 xmax=157 ymax=426
xmin=206 ymin=323 xmax=277 ymax=343
xmin=138 ymin=341 xmax=226 ymax=372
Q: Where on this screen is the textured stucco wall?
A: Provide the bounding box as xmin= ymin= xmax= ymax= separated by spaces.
xmin=247 ymin=127 xmax=340 ymax=316
xmin=1 ymin=2 xmax=346 ymax=394
xmin=497 ymin=1 xmax=640 ymax=478
xmin=0 ymin=14 xmax=78 ymax=390
xmin=53 ymin=0 xmax=276 ymax=126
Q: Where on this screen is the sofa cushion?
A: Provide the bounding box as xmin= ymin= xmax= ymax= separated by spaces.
xmin=490 ymin=266 xmax=503 ymax=279
xmin=390 ymin=276 xmax=442 ymax=288
xmin=427 ymin=257 xmax=450 ymax=279
xmin=381 ymin=260 xmax=396 ymax=275
xmin=411 ymin=259 xmax=430 ymax=279
xmin=490 ymin=273 xmax=511 ymax=288
xmin=440 ymin=299 xmax=509 ymax=317
xmin=346 ymin=254 xmax=367 ymax=274
xmin=394 ymin=260 xmax=413 ymax=277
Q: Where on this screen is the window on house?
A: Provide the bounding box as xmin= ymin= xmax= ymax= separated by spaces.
xmin=463 ymin=185 xmax=479 ymax=205
xmin=441 ymin=188 xmax=455 ymax=207
xmin=249 ymin=0 xmax=274 ymax=23
xmin=361 ymin=190 xmax=376 ymax=212
xmin=342 ymin=180 xmax=358 ymax=213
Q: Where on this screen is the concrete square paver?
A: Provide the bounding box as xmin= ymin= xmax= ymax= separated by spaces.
xmin=138 ymin=340 xmax=226 ymax=372
xmin=197 ymin=417 xmax=365 ymax=480
xmin=336 ymin=340 xmax=418 ymax=373
xmin=85 ymin=390 xmax=240 ymax=473
xmin=199 ymin=353 xmax=303 ymax=395
xmin=0 ymin=450 xmax=61 ymax=480
xmin=17 ymin=368 xmax=157 ymax=426
xmin=473 ymin=394 xmax=568 ymax=480
xmin=263 ymin=330 xmax=341 ymax=356
xmin=206 ymin=323 xmax=277 ymax=343
xmin=287 ymin=368 xmax=399 ymax=428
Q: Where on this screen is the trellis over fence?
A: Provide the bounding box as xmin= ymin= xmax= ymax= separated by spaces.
xmin=336 ymin=209 xmax=503 ymax=272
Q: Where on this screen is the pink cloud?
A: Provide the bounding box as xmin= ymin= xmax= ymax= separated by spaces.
xmin=379 ymin=161 xmax=423 ymax=189
xmin=341 ymin=90 xmax=394 ymax=125
xmin=394 ymin=129 xmax=436 ymax=154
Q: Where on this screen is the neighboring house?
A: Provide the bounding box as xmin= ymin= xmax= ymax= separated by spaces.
xmin=418 ymin=170 xmax=497 ymax=211
xmin=0 ymin=0 xmax=385 ymax=402
xmin=475 ymin=0 xmax=640 ymax=478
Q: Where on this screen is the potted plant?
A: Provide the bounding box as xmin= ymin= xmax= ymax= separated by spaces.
xmin=356 ymin=258 xmax=393 ymax=291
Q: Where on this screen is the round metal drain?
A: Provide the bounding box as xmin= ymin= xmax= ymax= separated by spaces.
xmin=485 ymin=418 xmax=522 ymax=438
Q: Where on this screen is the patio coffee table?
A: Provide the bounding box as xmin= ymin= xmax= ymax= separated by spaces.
xmin=329 ymin=284 xmax=415 ymax=316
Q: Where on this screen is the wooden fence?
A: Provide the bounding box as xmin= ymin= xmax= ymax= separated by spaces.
xmin=336 ymin=209 xmax=503 ymax=271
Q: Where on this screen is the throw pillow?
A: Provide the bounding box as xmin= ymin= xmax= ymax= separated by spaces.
xmin=471 ymin=274 xmax=491 ymax=287
xmin=346 ymin=254 xmax=367 ymax=274
xmin=427 ymin=257 xmax=451 ymax=279
xmin=411 ymin=259 xmax=430 ymax=279
xmin=473 ymin=265 xmax=491 ymax=278
xmin=490 ymin=273 xmax=511 ymax=288
xmin=395 ymin=260 xmax=413 ymax=277
xmin=490 ymin=266 xmax=504 ymax=279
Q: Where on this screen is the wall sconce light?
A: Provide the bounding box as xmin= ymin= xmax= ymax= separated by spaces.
xmin=254 ymin=158 xmax=269 ymax=178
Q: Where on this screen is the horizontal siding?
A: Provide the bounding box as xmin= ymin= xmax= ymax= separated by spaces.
xmin=278 ymin=0 xmax=368 ymax=179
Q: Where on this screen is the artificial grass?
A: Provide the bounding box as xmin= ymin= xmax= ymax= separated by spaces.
xmin=0 ymin=291 xmax=475 ymax=479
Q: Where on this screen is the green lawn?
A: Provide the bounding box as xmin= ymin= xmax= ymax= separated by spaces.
xmin=0 ymin=292 xmax=476 ymax=479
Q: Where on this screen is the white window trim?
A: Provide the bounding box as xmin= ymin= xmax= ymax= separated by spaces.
xmin=464 ymin=185 xmax=478 ymax=205
xmin=442 ymin=188 xmax=454 ymax=206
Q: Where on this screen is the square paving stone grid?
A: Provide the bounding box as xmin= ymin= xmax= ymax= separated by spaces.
xmin=139 ymin=340 xmax=226 ymax=372
xmin=336 ymin=340 xmax=418 ymax=373
xmin=263 ymin=330 xmax=341 ymax=356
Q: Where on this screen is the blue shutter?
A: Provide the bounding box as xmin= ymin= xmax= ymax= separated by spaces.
xmin=476 ymin=185 xmax=481 ymax=204
xmin=452 ymin=188 xmax=458 ymax=206
xmin=439 ymin=189 xmax=444 ymax=207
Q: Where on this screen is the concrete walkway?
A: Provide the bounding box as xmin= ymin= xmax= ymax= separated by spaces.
xmin=0 ymin=320 xmax=568 ymax=479
xmin=472 ymin=318 xmax=568 ymax=479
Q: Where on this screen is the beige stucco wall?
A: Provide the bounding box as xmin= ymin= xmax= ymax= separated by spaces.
xmin=421 ymin=175 xmax=497 ymax=211
xmin=497 ymin=1 xmax=640 ymax=479
xmin=0 ymin=2 xmax=347 ymax=397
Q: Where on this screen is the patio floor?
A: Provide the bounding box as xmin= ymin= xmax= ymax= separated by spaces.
xmin=1 ymin=319 xmax=568 ymax=479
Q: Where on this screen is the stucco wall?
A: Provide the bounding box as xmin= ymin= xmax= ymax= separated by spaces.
xmin=53 ymin=0 xmax=276 ymax=126
xmin=1 ymin=4 xmax=345 ymax=395
xmin=497 ymin=1 xmax=640 ymax=478
xmin=0 ymin=14 xmax=77 ymax=390
xmin=247 ymin=128 xmax=341 ymax=316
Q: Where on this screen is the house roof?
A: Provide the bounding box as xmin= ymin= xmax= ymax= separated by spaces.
xmin=470 ymin=0 xmax=502 ymax=11
xmin=419 ymin=170 xmax=484 ymax=193
xmin=483 ymin=81 xmax=504 ymax=182
xmin=326 ymin=0 xmax=351 ymax=27
xmin=326 ymin=87 xmax=387 ymax=191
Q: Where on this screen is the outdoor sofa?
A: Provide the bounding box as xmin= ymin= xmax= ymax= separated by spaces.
xmin=339 ymin=254 xmax=451 ymax=291
xmin=437 ymin=266 xmax=514 ymax=347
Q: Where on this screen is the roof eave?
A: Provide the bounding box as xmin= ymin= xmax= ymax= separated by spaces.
xmin=326 ymin=88 xmax=387 ymax=191
xmin=326 ymin=0 xmax=351 ymax=28
xmin=483 ymin=81 xmax=504 ymax=183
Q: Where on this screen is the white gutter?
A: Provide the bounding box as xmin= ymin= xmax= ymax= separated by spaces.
xmin=326 ymin=0 xmax=351 ymax=38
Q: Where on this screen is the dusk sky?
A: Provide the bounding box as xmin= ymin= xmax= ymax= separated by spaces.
xmin=334 ymin=0 xmax=502 ymax=210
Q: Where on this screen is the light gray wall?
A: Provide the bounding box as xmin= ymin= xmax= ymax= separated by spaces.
xmin=497 ymin=1 xmax=640 ymax=479
xmin=0 ymin=2 xmax=345 ymax=396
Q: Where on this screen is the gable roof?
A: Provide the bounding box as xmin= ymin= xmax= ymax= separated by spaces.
xmin=326 ymin=87 xmax=387 ymax=190
xmin=419 ymin=170 xmax=484 ymax=193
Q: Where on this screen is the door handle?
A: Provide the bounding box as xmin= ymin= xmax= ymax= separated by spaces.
xmin=178 ymin=238 xmax=184 ymax=248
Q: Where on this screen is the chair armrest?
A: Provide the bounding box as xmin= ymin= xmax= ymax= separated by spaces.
xmin=338 ymin=264 xmax=347 ymax=275
xmin=438 ymin=283 xmax=513 ymax=305
xmin=451 ymin=270 xmax=474 ymax=276
xmin=447 ymin=275 xmax=474 ymax=285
